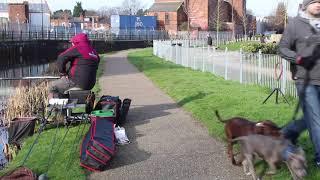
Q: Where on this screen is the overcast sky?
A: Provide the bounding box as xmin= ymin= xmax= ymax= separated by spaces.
xmin=1 ymin=0 xmax=303 ymax=17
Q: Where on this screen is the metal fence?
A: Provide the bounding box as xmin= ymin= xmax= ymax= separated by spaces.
xmin=0 ymin=22 xmax=169 ymax=41
xmin=0 ymin=30 xmax=169 ymax=41
xmin=153 ymin=40 xmax=297 ymax=98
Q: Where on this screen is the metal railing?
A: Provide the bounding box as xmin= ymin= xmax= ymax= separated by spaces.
xmin=0 ymin=30 xmax=169 ymax=41
xmin=153 ymin=40 xmax=297 ymax=98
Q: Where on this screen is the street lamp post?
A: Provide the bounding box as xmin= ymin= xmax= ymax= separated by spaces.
xmin=41 ymin=0 xmax=44 ymax=38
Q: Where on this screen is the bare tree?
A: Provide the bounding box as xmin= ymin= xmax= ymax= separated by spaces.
xmin=182 ymin=0 xmax=190 ymax=32
xmin=242 ymin=12 xmax=248 ymax=37
xmin=121 ymin=0 xmax=145 ymax=15
xmin=265 ymin=2 xmax=287 ymax=33
xmin=208 ymin=0 xmax=229 ymax=43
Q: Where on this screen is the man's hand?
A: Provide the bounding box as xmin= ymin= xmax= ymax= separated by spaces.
xmin=59 ymin=73 xmax=67 ymax=78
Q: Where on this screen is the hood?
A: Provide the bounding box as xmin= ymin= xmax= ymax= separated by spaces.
xmin=70 ymin=33 xmax=89 ymax=44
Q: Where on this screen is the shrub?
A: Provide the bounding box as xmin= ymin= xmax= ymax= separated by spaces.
xmin=241 ymin=42 xmax=278 ymax=54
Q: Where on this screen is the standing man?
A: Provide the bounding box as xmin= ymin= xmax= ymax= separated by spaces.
xmin=49 ymin=33 xmax=100 ymax=98
xmin=207 ymin=33 xmax=213 ymax=47
xmin=278 ymin=0 xmax=320 ymax=167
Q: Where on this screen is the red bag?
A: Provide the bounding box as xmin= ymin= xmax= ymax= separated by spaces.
xmin=1 ymin=167 xmax=37 ymax=180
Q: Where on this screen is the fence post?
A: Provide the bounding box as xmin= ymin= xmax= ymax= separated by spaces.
xmin=240 ymin=48 xmax=243 ymax=84
xmin=281 ymin=59 xmax=287 ymax=95
xmin=170 ymin=42 xmax=173 ymax=61
xmin=186 ymin=43 xmax=189 ymax=67
xmin=212 ymin=47 xmax=215 ymax=74
xmin=175 ymin=42 xmax=178 ymax=64
xmin=258 ymin=49 xmax=262 ymax=85
xmin=193 ymin=45 xmax=196 ymax=70
xmin=224 ymin=47 xmax=228 ymax=80
xmin=202 ymin=44 xmax=205 ymax=72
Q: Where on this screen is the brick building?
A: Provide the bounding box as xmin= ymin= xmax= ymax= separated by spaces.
xmin=51 ymin=14 xmax=109 ymax=32
xmin=147 ymin=0 xmax=187 ymax=34
xmin=148 ymin=0 xmax=253 ymax=35
xmin=0 ymin=0 xmax=51 ymax=29
xmin=8 ymin=1 xmax=29 ymax=23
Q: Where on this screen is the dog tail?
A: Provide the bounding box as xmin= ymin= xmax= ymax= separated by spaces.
xmin=232 ymin=136 xmax=248 ymax=143
xmin=215 ymin=110 xmax=228 ymax=123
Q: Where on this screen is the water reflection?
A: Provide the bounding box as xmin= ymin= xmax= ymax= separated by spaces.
xmin=0 ymin=63 xmax=50 ymax=105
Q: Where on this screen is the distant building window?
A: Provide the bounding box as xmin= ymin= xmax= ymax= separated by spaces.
xmin=165 ymin=13 xmax=169 ymax=25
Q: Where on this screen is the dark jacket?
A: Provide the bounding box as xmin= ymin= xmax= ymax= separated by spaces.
xmin=278 ymin=15 xmax=320 ymax=85
xmin=57 ymin=33 xmax=100 ymax=90
xmin=207 ymin=36 xmax=213 ymax=46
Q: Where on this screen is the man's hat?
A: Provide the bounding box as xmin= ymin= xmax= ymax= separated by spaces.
xmin=302 ymin=0 xmax=320 ymax=10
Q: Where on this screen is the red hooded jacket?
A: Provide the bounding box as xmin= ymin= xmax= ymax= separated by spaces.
xmin=57 ymin=33 xmax=100 ymax=90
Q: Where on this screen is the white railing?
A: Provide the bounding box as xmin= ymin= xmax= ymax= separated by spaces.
xmin=153 ymin=40 xmax=297 ymax=98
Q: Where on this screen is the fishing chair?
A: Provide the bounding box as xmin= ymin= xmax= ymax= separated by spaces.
xmin=48 ymin=88 xmax=95 ymax=125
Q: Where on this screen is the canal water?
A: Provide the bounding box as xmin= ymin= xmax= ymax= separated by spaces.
xmin=0 ymin=59 xmax=54 ymax=113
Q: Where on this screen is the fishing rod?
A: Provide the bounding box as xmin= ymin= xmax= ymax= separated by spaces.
xmin=0 ymin=76 xmax=60 ymax=80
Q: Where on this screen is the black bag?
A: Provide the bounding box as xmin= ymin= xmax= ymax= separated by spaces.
xmin=80 ymin=111 xmax=116 ymax=171
xmin=94 ymin=96 xmax=122 ymax=123
xmin=8 ymin=117 xmax=37 ymax=145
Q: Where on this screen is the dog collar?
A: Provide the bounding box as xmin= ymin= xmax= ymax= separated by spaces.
xmin=282 ymin=144 xmax=297 ymax=161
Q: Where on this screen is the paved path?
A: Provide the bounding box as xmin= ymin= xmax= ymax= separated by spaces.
xmin=89 ymin=50 xmax=248 ymax=180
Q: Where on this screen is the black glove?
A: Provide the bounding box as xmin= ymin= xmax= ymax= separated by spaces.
xmin=297 ymin=56 xmax=316 ymax=70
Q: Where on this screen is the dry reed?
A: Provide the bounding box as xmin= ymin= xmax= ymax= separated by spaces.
xmin=4 ymin=81 xmax=49 ymax=126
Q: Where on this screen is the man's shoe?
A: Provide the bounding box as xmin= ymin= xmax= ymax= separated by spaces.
xmin=314 ymin=157 xmax=320 ymax=167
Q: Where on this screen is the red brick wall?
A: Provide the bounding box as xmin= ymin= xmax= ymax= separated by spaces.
xmin=189 ymin=0 xmax=209 ymax=30
xmin=148 ymin=11 xmax=178 ymax=33
xmin=8 ymin=3 xmax=29 ymax=23
xmin=234 ymin=0 xmax=246 ymax=17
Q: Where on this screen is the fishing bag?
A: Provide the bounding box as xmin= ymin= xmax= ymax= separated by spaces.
xmin=80 ymin=110 xmax=116 ymax=171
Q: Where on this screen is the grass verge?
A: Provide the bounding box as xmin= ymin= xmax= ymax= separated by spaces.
xmin=128 ymin=48 xmax=318 ymax=180
xmin=0 ymin=53 xmax=107 ymax=179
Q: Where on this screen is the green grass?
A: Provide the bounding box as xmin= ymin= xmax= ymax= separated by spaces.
xmin=1 ymin=124 xmax=90 ymax=179
xmin=0 ymin=53 xmax=108 ymax=179
xmin=128 ymin=48 xmax=319 ymax=180
xmin=218 ymin=41 xmax=257 ymax=51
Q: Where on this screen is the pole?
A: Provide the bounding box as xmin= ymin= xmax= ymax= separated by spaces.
xmin=0 ymin=76 xmax=60 ymax=80
xmin=231 ymin=0 xmax=235 ymax=40
xmin=41 ymin=0 xmax=44 ymax=38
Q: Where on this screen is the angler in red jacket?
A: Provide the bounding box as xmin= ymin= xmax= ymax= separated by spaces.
xmin=49 ymin=33 xmax=100 ymax=98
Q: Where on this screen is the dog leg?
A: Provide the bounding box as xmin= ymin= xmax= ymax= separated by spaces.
xmin=285 ymin=162 xmax=299 ymax=180
xmin=242 ymin=159 xmax=251 ymax=176
xmin=266 ymin=160 xmax=277 ymax=175
xmin=229 ymin=141 xmax=241 ymax=166
xmin=245 ymin=154 xmax=259 ymax=180
xmin=227 ymin=141 xmax=235 ymax=164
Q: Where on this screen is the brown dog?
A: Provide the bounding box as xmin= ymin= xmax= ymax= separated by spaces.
xmin=215 ymin=110 xmax=282 ymax=166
